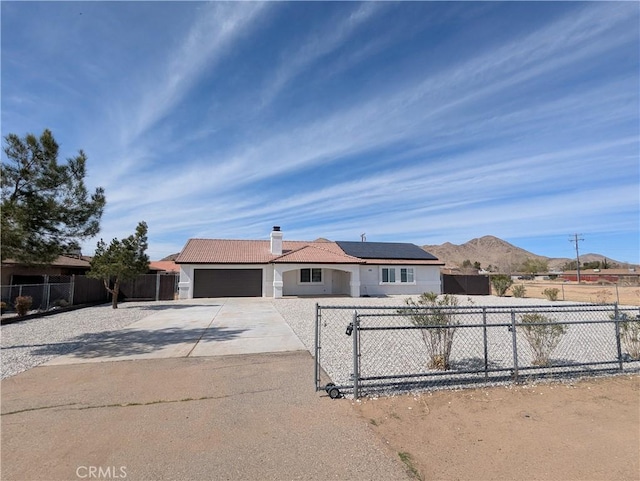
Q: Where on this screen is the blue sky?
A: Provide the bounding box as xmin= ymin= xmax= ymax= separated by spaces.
xmin=2 ymin=1 xmax=639 ymax=263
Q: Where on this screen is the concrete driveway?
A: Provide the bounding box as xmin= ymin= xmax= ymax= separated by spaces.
xmin=45 ymin=298 xmax=306 ymax=365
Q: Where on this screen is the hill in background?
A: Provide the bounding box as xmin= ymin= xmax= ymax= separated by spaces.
xmin=423 ymin=235 xmax=624 ymax=272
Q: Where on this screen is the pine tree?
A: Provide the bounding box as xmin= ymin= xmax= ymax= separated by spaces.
xmin=1 ymin=129 xmax=106 ymax=264
xmin=88 ymin=222 xmax=150 ymax=309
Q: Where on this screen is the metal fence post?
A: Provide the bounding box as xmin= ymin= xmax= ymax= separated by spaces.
xmin=353 ymin=310 xmax=360 ymax=399
xmin=314 ymin=303 xmax=320 ymax=391
xmin=511 ymin=310 xmax=519 ymax=381
xmin=42 ymin=275 xmax=49 ymax=310
xmin=155 ymin=272 xmax=161 ymax=301
xmin=69 ymin=275 xmax=75 ymax=306
xmin=44 ymin=284 xmax=51 ymax=310
xmin=614 ymin=304 xmax=623 ymax=371
xmin=482 ymin=307 xmax=488 ymax=380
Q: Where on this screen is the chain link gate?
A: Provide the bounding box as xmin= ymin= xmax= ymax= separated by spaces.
xmin=316 ymin=303 xmax=640 ymax=399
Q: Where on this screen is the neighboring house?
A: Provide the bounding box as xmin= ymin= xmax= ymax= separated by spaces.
xmin=175 ymin=226 xmax=444 ymax=299
xmin=1 ymin=256 xmax=91 ymax=285
xmin=560 ymin=268 xmax=640 ymax=284
xmin=148 ymin=261 xmax=180 ymax=274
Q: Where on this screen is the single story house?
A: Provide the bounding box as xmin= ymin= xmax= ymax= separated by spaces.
xmin=1 ymin=255 xmax=92 ymax=285
xmin=559 ymin=268 xmax=639 ymax=284
xmin=148 ymin=261 xmax=180 ymax=274
xmin=175 ymin=227 xmax=444 ymax=298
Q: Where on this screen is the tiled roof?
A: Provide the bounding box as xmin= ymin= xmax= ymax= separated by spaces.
xmin=149 ymin=261 xmax=180 ymax=272
xmin=176 ymin=239 xmax=273 ymax=264
xmin=176 ymin=238 xmax=442 ymax=265
xmin=273 ymin=244 xmax=363 ymax=264
xmin=1 ymin=256 xmax=91 ymax=268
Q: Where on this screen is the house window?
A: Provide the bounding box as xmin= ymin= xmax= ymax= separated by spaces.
xmin=382 ymin=268 xmax=395 ymax=283
xmin=400 ymin=268 xmax=414 ymax=283
xmin=381 ymin=267 xmax=415 ymax=284
xmin=300 ymin=268 xmax=322 ymax=283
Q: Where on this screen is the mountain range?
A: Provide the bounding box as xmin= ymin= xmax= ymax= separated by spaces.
xmin=422 ymin=235 xmax=625 ymax=272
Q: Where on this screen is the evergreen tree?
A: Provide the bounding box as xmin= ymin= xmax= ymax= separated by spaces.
xmin=521 ymin=258 xmax=549 ymax=275
xmin=88 ymin=222 xmax=150 ymax=309
xmin=1 ymin=129 xmax=106 ymax=264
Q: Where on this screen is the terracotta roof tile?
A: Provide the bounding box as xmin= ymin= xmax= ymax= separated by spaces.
xmin=273 ymin=244 xmax=363 ymax=264
xmin=176 ymin=239 xmax=272 ymax=264
xmin=149 ymin=261 xmax=180 ymax=272
xmin=175 ymin=238 xmax=443 ymax=265
xmin=1 ymin=256 xmax=91 ymax=268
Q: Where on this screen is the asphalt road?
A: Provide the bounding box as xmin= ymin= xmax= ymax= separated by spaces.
xmin=1 ymin=352 xmax=410 ymax=481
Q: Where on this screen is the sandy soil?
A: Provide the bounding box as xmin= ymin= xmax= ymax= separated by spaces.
xmin=353 ymin=375 xmax=640 ymax=481
xmin=505 ymin=281 xmax=640 ymax=306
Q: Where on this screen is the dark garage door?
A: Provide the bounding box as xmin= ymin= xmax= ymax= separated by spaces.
xmin=193 ymin=269 xmax=263 ymax=298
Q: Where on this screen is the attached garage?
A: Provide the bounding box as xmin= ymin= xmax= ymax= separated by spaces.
xmin=193 ymin=269 xmax=262 ymax=298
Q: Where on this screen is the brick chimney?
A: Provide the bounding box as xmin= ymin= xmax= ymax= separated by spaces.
xmin=270 ymin=226 xmax=283 ymax=255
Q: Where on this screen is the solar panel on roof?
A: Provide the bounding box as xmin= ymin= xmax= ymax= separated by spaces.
xmin=336 ymin=241 xmax=438 ymax=260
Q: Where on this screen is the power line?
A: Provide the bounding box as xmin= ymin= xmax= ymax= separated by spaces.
xmin=569 ymin=234 xmax=584 ymax=283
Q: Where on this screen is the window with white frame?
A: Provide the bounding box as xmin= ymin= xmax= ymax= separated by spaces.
xmin=300 ymin=268 xmax=322 ymax=283
xmin=381 ymin=267 xmax=415 ymax=284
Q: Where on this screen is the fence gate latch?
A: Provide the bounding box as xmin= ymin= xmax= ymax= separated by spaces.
xmin=345 ymin=322 xmax=353 ymax=336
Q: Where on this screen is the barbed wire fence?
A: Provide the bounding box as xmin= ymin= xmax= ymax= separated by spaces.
xmin=315 ymin=304 xmax=640 ymax=399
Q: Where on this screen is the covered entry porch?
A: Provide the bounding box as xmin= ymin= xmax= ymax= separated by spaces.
xmin=273 ymin=264 xmax=360 ymax=298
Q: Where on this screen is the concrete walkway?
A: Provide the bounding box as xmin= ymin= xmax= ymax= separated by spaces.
xmin=45 ymin=298 xmax=306 ymax=366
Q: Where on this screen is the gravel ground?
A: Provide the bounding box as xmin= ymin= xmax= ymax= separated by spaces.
xmin=271 ymin=294 xmax=584 ymax=352
xmin=3 ymin=295 xmax=637 ymax=387
xmin=0 ymin=301 xmax=177 ymax=379
xmin=272 ymin=295 xmax=640 ymax=397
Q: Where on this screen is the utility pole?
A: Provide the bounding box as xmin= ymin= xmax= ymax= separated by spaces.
xmin=569 ymin=234 xmax=584 ymax=283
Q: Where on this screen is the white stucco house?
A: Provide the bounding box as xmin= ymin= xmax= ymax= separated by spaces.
xmin=175 ymin=227 xmax=444 ymax=299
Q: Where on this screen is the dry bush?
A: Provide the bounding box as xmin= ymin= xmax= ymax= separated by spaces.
xmin=401 ymin=293 xmax=460 ymax=370
xmin=512 ymin=284 xmax=527 ymax=298
xmin=542 ymin=288 xmax=559 ymax=301
xmin=518 ymin=313 xmax=567 ymax=367
xmin=491 ymin=275 xmax=513 ymax=297
xmin=594 ymin=289 xmax=612 ymax=304
xmin=14 ymin=296 xmax=33 ymax=317
xmin=618 ymin=313 xmax=640 ymax=360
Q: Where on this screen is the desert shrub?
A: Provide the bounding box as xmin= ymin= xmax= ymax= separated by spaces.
xmin=617 ymin=313 xmax=640 ymax=360
xmin=511 ymin=284 xmax=527 ymax=298
xmin=491 ymin=275 xmax=513 ymax=297
xmin=542 ymin=287 xmax=559 ymax=301
xmin=0 ymin=301 xmax=6 ymax=314
xmin=53 ymin=298 xmax=69 ymax=308
xmin=400 ymin=293 xmax=460 ymax=370
xmin=14 ymin=296 xmax=33 ymax=317
xmin=594 ymin=289 xmax=611 ymax=304
xmin=518 ymin=313 xmax=567 ymax=366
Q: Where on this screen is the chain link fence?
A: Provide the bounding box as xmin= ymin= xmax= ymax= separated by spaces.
xmin=1 ymin=283 xmax=74 ymax=312
xmin=1 ymin=274 xmax=178 ymax=316
xmin=315 ymin=304 xmax=640 ymax=398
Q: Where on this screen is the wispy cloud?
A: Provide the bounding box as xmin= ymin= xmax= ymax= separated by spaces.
xmin=2 ymin=2 xmax=637 ymax=261
xmin=259 ymin=2 xmax=386 ymax=106
xmin=130 ymin=2 xmax=268 ymax=143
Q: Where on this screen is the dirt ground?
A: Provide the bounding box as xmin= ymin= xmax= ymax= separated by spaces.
xmin=353 ymin=375 xmax=640 ymax=481
xmin=505 ymin=281 xmax=640 ymax=306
